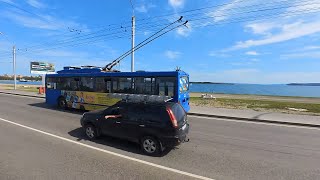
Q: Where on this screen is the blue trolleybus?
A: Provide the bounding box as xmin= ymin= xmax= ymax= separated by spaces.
xmin=45 ymin=66 xmax=190 ymax=112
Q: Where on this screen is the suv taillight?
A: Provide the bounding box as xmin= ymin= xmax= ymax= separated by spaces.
xmin=166 ymin=107 xmax=178 ymax=128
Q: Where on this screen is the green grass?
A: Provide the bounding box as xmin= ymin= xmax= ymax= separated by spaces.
xmin=190 ymin=97 xmax=320 ymax=114
xmin=3 ymin=85 xmax=39 ymax=93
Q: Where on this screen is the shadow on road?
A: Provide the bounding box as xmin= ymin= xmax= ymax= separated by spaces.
xmin=28 ymin=102 xmax=84 ymax=115
xmin=68 ymin=127 xmax=172 ymax=157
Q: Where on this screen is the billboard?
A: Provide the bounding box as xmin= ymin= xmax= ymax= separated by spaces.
xmin=30 ymin=62 xmax=55 ymax=74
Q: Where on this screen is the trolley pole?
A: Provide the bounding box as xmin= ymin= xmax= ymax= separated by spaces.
xmin=13 ymin=45 xmax=16 ymax=90
xmin=131 ymin=16 xmax=135 ymax=72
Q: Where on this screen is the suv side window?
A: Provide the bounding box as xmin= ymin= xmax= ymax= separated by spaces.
xmin=125 ymin=104 xmax=145 ymax=122
xmin=144 ymin=105 xmax=168 ymax=123
xmin=106 ymin=106 xmax=121 ymax=115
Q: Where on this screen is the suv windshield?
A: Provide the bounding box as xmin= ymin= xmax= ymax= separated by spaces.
xmin=179 ymin=76 xmax=189 ymax=93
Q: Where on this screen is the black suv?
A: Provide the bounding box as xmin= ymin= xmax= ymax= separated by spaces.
xmin=80 ymin=101 xmax=189 ymax=155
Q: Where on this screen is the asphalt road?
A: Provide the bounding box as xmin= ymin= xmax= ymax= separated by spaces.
xmin=1 ymin=94 xmax=320 ymax=180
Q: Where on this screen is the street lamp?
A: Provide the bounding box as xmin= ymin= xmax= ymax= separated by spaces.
xmin=0 ymin=32 xmax=16 ymax=90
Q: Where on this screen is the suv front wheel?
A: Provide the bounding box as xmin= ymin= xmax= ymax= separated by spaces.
xmin=140 ymin=136 xmax=161 ymax=156
xmin=84 ymin=124 xmax=99 ymax=139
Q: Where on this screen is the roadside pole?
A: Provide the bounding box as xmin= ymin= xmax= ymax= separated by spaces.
xmin=131 ymin=16 xmax=135 ymax=72
xmin=42 ymin=74 xmax=45 ymax=88
xmin=13 ymin=45 xmax=16 ymax=90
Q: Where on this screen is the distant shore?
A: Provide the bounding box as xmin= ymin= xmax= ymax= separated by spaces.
xmin=287 ymin=83 xmax=320 ymax=86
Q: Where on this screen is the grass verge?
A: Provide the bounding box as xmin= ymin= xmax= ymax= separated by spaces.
xmin=190 ymin=97 xmax=320 ymax=115
xmin=1 ymin=85 xmax=39 ymax=93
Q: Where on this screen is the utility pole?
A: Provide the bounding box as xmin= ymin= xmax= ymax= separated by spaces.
xmin=131 ymin=16 xmax=135 ymax=72
xmin=13 ymin=45 xmax=16 ymax=90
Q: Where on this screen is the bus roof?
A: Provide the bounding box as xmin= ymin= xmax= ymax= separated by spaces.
xmin=46 ymin=67 xmax=188 ymax=78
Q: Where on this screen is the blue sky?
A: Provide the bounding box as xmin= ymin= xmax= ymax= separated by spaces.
xmin=0 ymin=0 xmax=320 ymax=84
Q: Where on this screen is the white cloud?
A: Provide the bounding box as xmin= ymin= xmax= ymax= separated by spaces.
xmin=135 ymin=5 xmax=147 ymax=13
xmin=286 ymin=0 xmax=320 ymax=12
xmin=303 ymin=46 xmax=320 ymax=50
xmin=225 ymin=0 xmax=320 ymax=50
xmin=208 ymin=51 xmax=230 ymax=58
xmin=176 ymin=22 xmax=192 ymax=37
xmin=207 ymin=0 xmax=242 ymax=22
xmin=245 ymin=51 xmax=259 ymax=56
xmin=27 ymin=0 xmax=45 ymax=9
xmin=31 ymin=49 xmax=89 ymax=58
xmin=164 ymin=50 xmax=181 ymax=59
xmin=207 ymin=0 xmax=258 ymax=22
xmin=230 ymin=58 xmax=260 ymax=66
xmin=143 ymin=31 xmax=151 ymax=36
xmin=250 ymin=58 xmax=260 ymax=62
xmin=168 ymin=0 xmax=184 ymax=9
xmin=282 ymin=51 xmax=320 ymax=59
xmin=176 ymin=27 xmax=189 ymax=36
xmin=232 ymin=20 xmax=320 ymax=49
xmin=0 ymin=0 xmax=14 ymax=4
xmin=135 ymin=3 xmax=156 ymax=13
xmin=245 ymin=22 xmax=277 ymax=36
xmin=3 ymin=10 xmax=87 ymax=31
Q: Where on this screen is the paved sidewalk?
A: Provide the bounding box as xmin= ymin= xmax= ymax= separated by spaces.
xmin=189 ymin=106 xmax=320 ymax=126
xmin=0 ymin=89 xmax=45 ymax=98
xmin=1 ymin=89 xmax=320 ymax=126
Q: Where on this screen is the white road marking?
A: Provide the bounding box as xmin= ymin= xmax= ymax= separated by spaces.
xmin=0 ymin=92 xmax=44 ymax=99
xmin=0 ymin=117 xmax=214 ymax=180
xmin=189 ymin=115 xmax=320 ymax=131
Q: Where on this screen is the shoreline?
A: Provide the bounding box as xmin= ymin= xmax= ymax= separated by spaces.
xmin=190 ymin=92 xmax=320 ymax=104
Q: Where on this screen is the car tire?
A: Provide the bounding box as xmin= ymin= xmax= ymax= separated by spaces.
xmin=58 ymin=97 xmax=67 ymax=109
xmin=84 ymin=124 xmax=99 ymax=140
xmin=140 ymin=136 xmax=161 ymax=156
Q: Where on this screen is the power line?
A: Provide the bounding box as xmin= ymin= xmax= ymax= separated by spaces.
xmin=129 ymin=0 xmax=135 ymax=15
xmin=105 ymin=20 xmax=188 ymax=70
xmin=0 ymin=1 xmax=52 ymax=24
xmin=105 ymin=17 xmax=183 ymax=70
xmin=188 ymin=0 xmax=319 ymax=22
xmin=16 ymin=0 xmax=312 ymax=52
xmin=14 ymin=0 xmax=320 ymax=55
xmin=190 ymin=7 xmax=320 ymax=28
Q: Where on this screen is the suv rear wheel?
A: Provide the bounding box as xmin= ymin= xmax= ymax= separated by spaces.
xmin=58 ymin=97 xmax=67 ymax=109
xmin=140 ymin=136 xmax=161 ymax=156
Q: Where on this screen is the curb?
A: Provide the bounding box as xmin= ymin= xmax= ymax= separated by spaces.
xmin=1 ymin=91 xmax=319 ymax=128
xmin=188 ymin=112 xmax=320 ymax=128
xmin=0 ymin=91 xmax=45 ymax=99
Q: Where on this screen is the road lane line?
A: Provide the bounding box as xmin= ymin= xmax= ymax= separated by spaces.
xmin=0 ymin=92 xmax=44 ymax=99
xmin=189 ymin=115 xmax=320 ymax=131
xmin=0 ymin=117 xmax=214 ymax=180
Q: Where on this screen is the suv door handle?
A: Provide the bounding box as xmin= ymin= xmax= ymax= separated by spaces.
xmin=115 ymin=121 xmax=121 ymax=124
xmin=139 ymin=124 xmax=145 ymax=127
